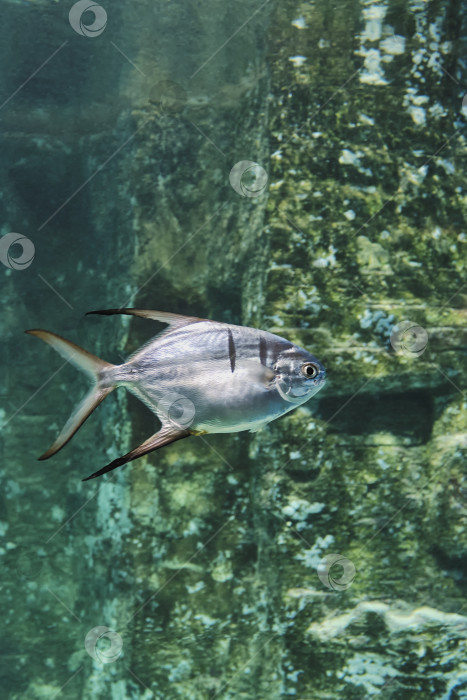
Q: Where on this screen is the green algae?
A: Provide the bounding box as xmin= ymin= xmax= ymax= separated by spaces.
xmin=1 ymin=0 xmax=466 ymax=698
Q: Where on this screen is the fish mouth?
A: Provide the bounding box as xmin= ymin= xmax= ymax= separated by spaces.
xmin=276 ymin=371 xmax=326 ymax=403
xmin=313 ymin=371 xmax=326 ymax=386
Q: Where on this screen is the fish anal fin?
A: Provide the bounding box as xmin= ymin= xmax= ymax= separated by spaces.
xmin=86 ymin=308 xmax=206 ymax=330
xmin=82 ymin=425 xmax=191 ymax=481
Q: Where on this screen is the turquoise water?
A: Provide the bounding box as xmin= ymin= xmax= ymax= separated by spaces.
xmin=1 ymin=0 xmax=466 ymax=698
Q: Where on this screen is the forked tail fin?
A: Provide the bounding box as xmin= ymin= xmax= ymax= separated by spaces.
xmin=25 ymin=329 xmax=116 ymax=460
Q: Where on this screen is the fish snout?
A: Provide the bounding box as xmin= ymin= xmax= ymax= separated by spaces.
xmin=314 ymin=369 xmax=326 ymax=385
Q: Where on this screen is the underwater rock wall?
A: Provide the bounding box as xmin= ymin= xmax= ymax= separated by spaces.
xmin=0 ymin=0 xmax=466 ymax=698
xmin=112 ymin=3 xmax=276 ymax=699
xmin=124 ymin=1 xmax=467 ymax=698
xmin=1 ymin=2 xmax=138 ymax=699
xmin=1 ymin=0 xmax=273 ymax=698
xmin=252 ymin=0 xmax=467 ymax=697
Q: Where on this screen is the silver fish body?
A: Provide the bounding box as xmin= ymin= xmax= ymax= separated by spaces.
xmin=26 ymin=309 xmax=326 ymax=480
xmin=105 ymin=320 xmax=325 ymax=433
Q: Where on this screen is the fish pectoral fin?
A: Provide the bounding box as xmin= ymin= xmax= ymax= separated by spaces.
xmin=86 ymin=308 xmax=206 ymax=330
xmin=242 ymin=360 xmax=275 ymax=386
xmin=81 ymin=426 xmax=191 ymax=481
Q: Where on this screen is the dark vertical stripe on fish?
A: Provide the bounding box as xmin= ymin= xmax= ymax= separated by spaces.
xmin=227 ymin=328 xmax=236 ymax=373
xmin=259 ymin=334 xmax=268 ymax=367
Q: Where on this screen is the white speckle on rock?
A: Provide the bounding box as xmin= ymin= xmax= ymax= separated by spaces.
xmin=186 ymin=580 xmax=205 ymax=594
xmin=289 ymin=55 xmax=307 ymax=67
xmin=438 ymin=158 xmax=455 ymax=175
xmin=282 ymin=498 xmax=326 ymax=521
xmin=193 ymin=613 xmax=218 ymax=627
xmin=313 ymin=245 xmax=337 ymax=268
xmin=339 ymin=149 xmax=362 ymax=165
xmin=291 ymin=16 xmax=307 ymax=30
xmin=51 ymin=505 xmax=65 ymax=523
xmin=359 ymin=113 xmax=375 ymax=125
xmin=295 ymin=534 xmax=335 ymax=569
xmin=359 ymin=48 xmax=388 ymax=86
xmin=361 ymin=4 xmax=386 ymax=42
xmin=429 ymin=102 xmax=446 ymax=119
xmin=380 ymin=34 xmax=406 ymax=55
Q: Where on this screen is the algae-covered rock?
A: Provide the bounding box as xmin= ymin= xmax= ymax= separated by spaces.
xmin=1 ymin=0 xmax=466 ymax=698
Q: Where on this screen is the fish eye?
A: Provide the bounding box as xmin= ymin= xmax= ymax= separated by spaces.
xmin=301 ymin=363 xmax=319 ymax=379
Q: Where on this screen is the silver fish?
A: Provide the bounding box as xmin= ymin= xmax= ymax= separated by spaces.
xmin=26 ymin=309 xmax=326 ymax=481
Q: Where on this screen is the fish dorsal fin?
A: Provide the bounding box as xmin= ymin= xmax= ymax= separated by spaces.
xmin=86 ymin=308 xmax=206 ymax=330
